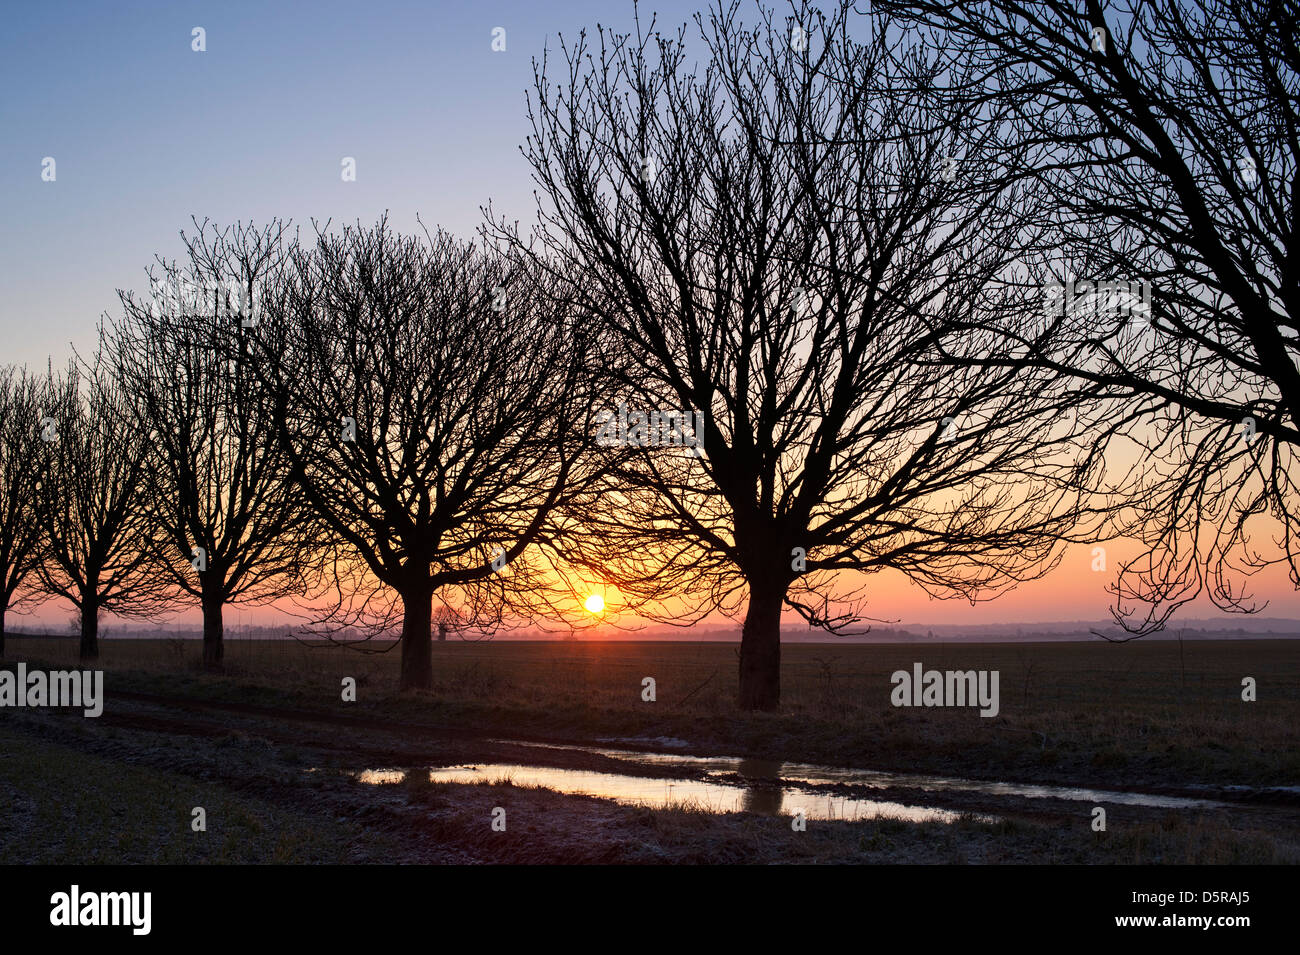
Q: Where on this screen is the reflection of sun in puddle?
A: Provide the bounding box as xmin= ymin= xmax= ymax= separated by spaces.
xmin=351 ymin=740 xmax=1236 ymax=822
xmin=355 ymin=763 xmax=980 ymax=823
xmin=358 ymin=769 xmax=407 ymax=785
xmin=487 ymin=740 xmax=1234 ymax=811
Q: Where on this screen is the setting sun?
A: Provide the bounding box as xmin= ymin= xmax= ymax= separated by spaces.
xmin=584 ymin=594 xmax=605 ymax=614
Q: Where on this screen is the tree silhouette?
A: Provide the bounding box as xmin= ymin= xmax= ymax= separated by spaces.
xmin=104 ymin=219 xmax=317 ymax=669
xmin=876 ymin=0 xmax=1300 ymax=633
xmin=0 ymin=365 xmax=49 ymax=657
xmin=508 ymin=0 xmax=1117 ymax=709
xmin=35 ymin=358 xmax=170 ymax=660
xmin=254 ymin=219 xmax=599 ymax=689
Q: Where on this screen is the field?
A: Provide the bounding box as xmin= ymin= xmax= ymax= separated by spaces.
xmin=2 ymin=636 xmax=1298 ymax=863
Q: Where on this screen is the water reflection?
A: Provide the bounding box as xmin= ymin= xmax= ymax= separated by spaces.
xmin=736 ymin=759 xmax=785 ymax=815
xmin=358 ymin=761 xmax=979 ymax=823
xmin=491 ymin=740 xmax=1234 ymax=810
xmin=356 ymin=739 xmax=1236 ymax=822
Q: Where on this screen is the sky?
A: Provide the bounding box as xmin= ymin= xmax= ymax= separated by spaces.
xmin=3 ymin=0 xmax=1298 ymax=631
xmin=1 ymin=0 xmax=678 ymax=368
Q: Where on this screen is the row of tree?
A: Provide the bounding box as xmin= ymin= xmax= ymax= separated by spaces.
xmin=0 ymin=0 xmax=1293 ymax=710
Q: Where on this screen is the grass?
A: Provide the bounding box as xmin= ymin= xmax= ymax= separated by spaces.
xmin=0 ymin=723 xmax=394 ymax=864
xmin=7 ymin=635 xmax=1298 ymax=789
xmin=2 ymin=635 xmax=1296 ymax=863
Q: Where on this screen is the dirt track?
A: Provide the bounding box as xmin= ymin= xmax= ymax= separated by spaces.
xmin=3 ymin=684 xmax=1294 ymax=865
xmin=100 ymin=687 xmax=1300 ymax=803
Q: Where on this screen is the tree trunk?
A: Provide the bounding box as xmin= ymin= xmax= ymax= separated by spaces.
xmin=0 ymin=601 xmax=6 ymax=658
xmin=399 ymin=587 xmax=434 ymax=691
xmin=201 ymin=579 xmax=224 ymax=670
xmin=79 ymin=599 xmax=99 ymax=661
xmin=738 ymin=584 xmax=784 ymax=711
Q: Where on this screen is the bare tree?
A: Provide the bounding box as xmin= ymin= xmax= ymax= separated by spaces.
xmin=254 ymin=219 xmax=598 ymax=689
xmin=36 ymin=358 xmax=170 ymax=660
xmin=506 ymin=0 xmax=1119 ymax=710
xmin=104 ymin=219 xmax=317 ymax=669
xmin=875 ymin=0 xmax=1300 ymax=633
xmin=0 ymin=366 xmax=49 ymax=656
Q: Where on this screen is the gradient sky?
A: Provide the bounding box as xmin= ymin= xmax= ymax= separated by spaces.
xmin=3 ymin=0 xmax=1298 ymax=629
